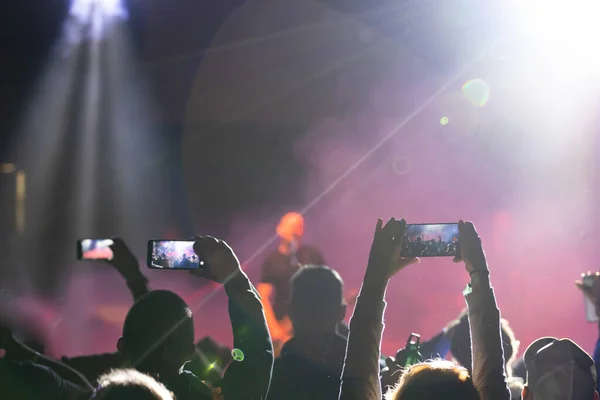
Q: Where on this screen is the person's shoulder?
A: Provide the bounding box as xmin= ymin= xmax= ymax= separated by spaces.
xmin=271 ymin=354 xmax=285 ymax=377
xmin=0 ymin=359 xmax=75 ymax=400
xmin=61 ymin=351 xmax=123 ymax=381
xmin=175 ymin=369 xmax=204 ymax=384
xmin=267 ymin=353 xmax=301 ymax=396
xmin=1 ymin=359 xmax=56 ymax=380
xmin=62 ymin=351 xmax=122 ymax=363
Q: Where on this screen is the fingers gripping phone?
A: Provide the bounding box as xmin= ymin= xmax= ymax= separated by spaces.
xmin=582 ymin=275 xmax=599 ymax=323
xmin=77 ymin=239 xmax=114 ymax=260
xmin=400 ymin=223 xmax=459 ymax=258
xmin=147 ymin=240 xmax=203 ymax=270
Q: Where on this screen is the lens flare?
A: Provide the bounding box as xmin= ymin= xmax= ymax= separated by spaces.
xmin=231 ymin=348 xmax=245 ymax=362
xmin=392 ymin=156 xmax=411 ymax=176
xmin=462 ymin=79 xmax=490 ymax=107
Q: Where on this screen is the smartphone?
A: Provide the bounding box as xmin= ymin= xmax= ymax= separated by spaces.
xmin=400 ymin=223 xmax=459 ymax=257
xmin=395 ymin=333 xmax=422 ymax=368
xmin=583 ymin=275 xmax=598 ymax=323
xmin=77 ymin=239 xmax=114 ymax=260
xmin=406 ymin=333 xmax=421 ymax=349
xmin=147 ymin=240 xmax=203 ymax=270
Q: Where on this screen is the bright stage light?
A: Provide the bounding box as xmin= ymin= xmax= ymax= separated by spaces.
xmin=70 ymin=0 xmax=127 ymax=21
xmin=67 ymin=0 xmax=127 ymax=44
xmin=512 ymin=0 xmax=600 ymax=74
xmin=501 ymin=0 xmax=600 ymax=155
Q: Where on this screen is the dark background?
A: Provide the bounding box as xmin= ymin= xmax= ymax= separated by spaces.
xmin=1 ymin=0 xmax=503 ymax=235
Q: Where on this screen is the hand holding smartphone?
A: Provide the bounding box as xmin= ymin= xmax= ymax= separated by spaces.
xmin=147 ymin=240 xmax=203 ymax=270
xmin=395 ymin=333 xmax=422 ymax=368
xmin=582 ymin=274 xmax=599 ymax=323
xmin=400 ymin=223 xmax=459 ymax=258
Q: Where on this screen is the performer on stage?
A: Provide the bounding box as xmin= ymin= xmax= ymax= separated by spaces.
xmin=257 ymin=212 xmax=325 ymax=353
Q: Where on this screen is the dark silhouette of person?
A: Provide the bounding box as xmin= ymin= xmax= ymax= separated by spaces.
xmin=269 ymin=265 xmax=347 ymax=400
xmin=413 ymin=236 xmax=427 ymax=256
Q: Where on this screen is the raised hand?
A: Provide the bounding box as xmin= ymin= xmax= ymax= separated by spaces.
xmin=366 ymin=218 xmax=419 ymax=284
xmin=453 ymin=220 xmax=487 ymax=274
xmin=106 ymin=238 xmax=141 ymax=279
xmin=576 ymin=272 xmax=600 ymax=308
xmin=381 ymin=356 xmax=403 ymax=390
xmin=191 ymin=236 xmax=243 ymax=284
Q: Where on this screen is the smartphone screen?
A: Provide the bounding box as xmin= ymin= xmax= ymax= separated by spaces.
xmin=400 ymin=223 xmax=459 ymax=257
xmin=147 ymin=240 xmax=203 ymax=270
xmin=77 ymin=239 xmax=114 ymax=260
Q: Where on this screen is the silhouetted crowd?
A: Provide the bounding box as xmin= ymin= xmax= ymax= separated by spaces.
xmin=402 ymin=236 xmax=459 ymax=257
xmin=151 ymin=253 xmax=200 ymax=269
xmin=2 ymin=219 xmax=600 ymax=400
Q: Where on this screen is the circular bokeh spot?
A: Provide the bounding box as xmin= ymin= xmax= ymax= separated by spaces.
xmin=392 ymin=156 xmax=411 ymax=175
xmin=435 ymin=92 xmax=479 ymax=141
xmin=0 ymin=163 xmax=16 ymax=174
xmin=462 ymin=78 xmax=490 ymax=107
xmin=231 ymin=348 xmax=245 ymax=362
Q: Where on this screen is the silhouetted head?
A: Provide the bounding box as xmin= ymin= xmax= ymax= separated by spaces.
xmin=117 ymin=290 xmax=195 ymax=379
xmin=289 ymin=265 xmax=345 ymax=334
xmin=416 ymin=236 xmax=422 ymax=242
xmin=523 ymin=337 xmax=598 ymax=400
xmin=93 ymin=369 xmax=174 ymax=400
xmin=386 ymin=360 xmax=479 ymax=400
xmin=449 ymin=312 xmax=518 ymax=375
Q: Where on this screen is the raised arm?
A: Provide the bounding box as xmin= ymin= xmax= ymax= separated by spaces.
xmin=224 ymin=274 xmax=273 ymax=399
xmin=455 ymin=221 xmax=510 ymax=400
xmin=1 ymin=319 xmax=93 ymax=392
xmin=575 ymin=272 xmax=600 ymax=393
xmin=340 ymin=218 xmax=417 ymax=400
xmin=60 ymin=238 xmax=148 ymax=382
xmin=193 ymin=236 xmax=274 ymax=400
xmin=106 ymin=238 xmax=150 ymax=301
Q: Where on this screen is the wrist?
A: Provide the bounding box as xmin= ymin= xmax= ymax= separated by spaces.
xmin=364 ymin=258 xmax=391 ymax=283
xmin=466 ymin=259 xmax=488 ymax=272
xmin=124 ymin=271 xmax=147 ymax=283
xmin=223 ymin=270 xmax=250 ymax=293
xmin=363 ymin=271 xmax=389 ymax=291
xmin=469 ymin=270 xmax=490 ymax=288
xmin=361 ymin=274 xmax=389 ymax=301
xmin=119 ymin=262 xmax=143 ymax=278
